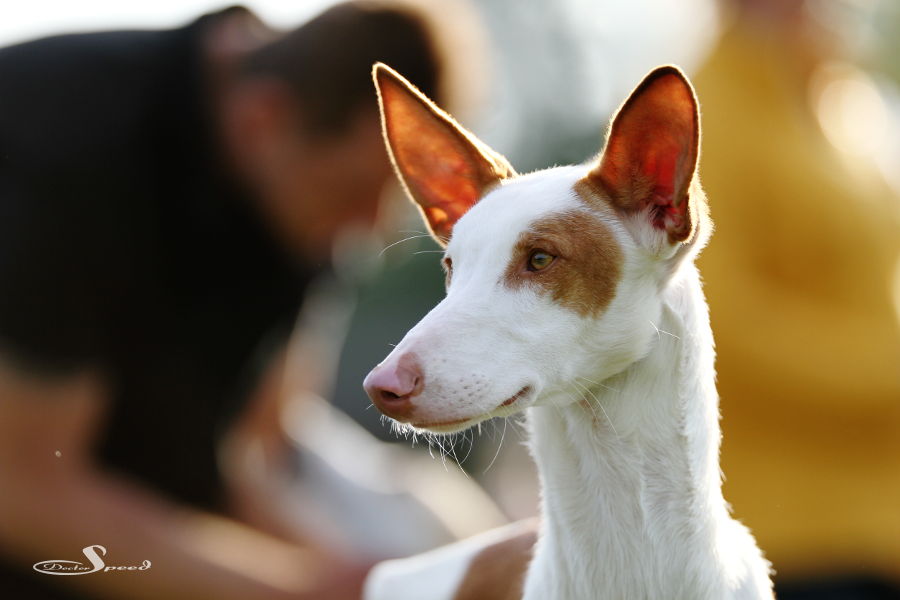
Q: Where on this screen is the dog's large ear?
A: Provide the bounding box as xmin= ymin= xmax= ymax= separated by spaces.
xmin=588 ymin=66 xmax=699 ymax=246
xmin=373 ymin=63 xmax=515 ymax=246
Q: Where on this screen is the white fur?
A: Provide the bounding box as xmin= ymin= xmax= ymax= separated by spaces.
xmin=366 ymin=166 xmax=773 ymax=599
xmin=523 ymin=261 xmax=772 ymax=600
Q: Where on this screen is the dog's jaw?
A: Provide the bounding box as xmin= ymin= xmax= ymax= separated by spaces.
xmin=409 ymin=386 xmax=535 ymax=434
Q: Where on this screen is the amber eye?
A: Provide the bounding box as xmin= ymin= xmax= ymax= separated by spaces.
xmin=527 ymin=250 xmax=555 ymax=272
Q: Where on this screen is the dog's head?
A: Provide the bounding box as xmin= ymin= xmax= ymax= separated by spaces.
xmin=364 ymin=64 xmax=707 ymax=433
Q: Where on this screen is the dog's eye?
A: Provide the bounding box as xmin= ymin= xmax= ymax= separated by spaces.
xmin=527 ymin=250 xmax=555 ymax=272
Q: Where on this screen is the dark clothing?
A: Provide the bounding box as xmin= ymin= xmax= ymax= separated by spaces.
xmin=0 ymin=10 xmax=314 ymax=598
xmin=776 ymin=576 xmax=900 ymax=600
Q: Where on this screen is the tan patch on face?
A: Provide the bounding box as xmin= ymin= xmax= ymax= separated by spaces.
xmin=503 ymin=185 xmax=623 ymax=317
xmin=453 ymin=524 xmax=536 ymax=600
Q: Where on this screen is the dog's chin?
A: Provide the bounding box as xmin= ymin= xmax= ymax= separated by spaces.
xmin=410 ymin=416 xmax=484 ymax=435
xmin=407 ymin=385 xmax=535 ymax=435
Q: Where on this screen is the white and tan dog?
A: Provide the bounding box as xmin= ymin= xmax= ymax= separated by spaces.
xmin=363 ymin=63 xmax=774 ymax=600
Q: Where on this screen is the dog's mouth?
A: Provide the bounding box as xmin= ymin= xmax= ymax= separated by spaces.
xmin=499 ymin=385 xmax=532 ymax=407
xmin=411 ymin=385 xmax=533 ymax=432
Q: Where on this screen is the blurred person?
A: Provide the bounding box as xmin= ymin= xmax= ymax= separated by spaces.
xmin=0 ymin=3 xmax=444 ymax=599
xmin=692 ymin=0 xmax=900 ymax=597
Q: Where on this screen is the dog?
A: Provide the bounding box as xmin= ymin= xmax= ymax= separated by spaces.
xmin=362 ymin=63 xmax=774 ymax=600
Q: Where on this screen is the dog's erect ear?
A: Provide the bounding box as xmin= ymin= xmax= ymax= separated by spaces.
xmin=373 ymin=63 xmax=515 ymax=246
xmin=588 ymin=66 xmax=699 ymax=245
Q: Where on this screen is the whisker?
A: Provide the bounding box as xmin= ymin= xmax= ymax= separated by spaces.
xmin=508 ymin=415 xmax=528 ymax=442
xmin=574 ymin=380 xmax=620 ymax=439
xmin=577 ymin=375 xmax=620 ymax=394
xmin=446 ymin=432 xmax=469 ymax=477
xmin=451 ymin=445 xmax=470 ymax=479
xmin=649 ymin=319 xmax=661 ymax=342
xmin=459 ymin=429 xmax=475 ymax=466
xmin=489 ymin=417 xmax=500 ymax=441
xmin=483 ymin=417 xmax=508 ymax=474
xmin=570 ymin=387 xmax=618 ymax=443
xmin=569 ymin=383 xmax=602 ymax=424
xmin=647 ymin=321 xmax=681 ymax=341
xmin=378 ymin=233 xmax=434 ymax=257
xmin=433 ymin=434 xmax=452 ymax=471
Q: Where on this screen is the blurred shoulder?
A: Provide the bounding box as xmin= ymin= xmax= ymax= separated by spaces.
xmin=365 ymin=519 xmax=536 ymax=600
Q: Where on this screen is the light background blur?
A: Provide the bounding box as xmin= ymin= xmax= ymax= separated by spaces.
xmin=0 ymin=1 xmax=336 ymax=47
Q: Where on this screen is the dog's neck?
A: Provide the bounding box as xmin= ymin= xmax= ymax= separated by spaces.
xmin=524 ymin=264 xmax=767 ymax=600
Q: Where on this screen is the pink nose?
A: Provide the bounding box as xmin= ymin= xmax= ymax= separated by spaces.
xmin=363 ymin=354 xmax=424 ymax=420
